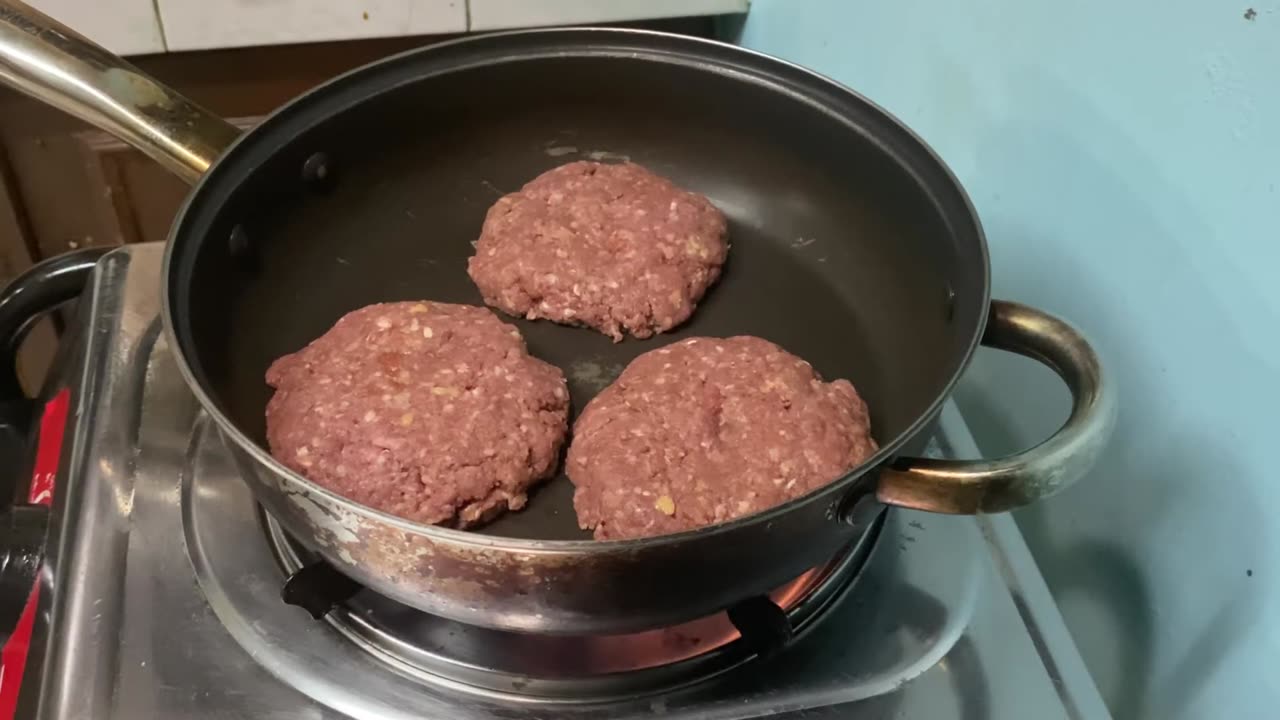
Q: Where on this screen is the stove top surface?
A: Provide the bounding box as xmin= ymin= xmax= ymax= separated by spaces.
xmin=14 ymin=245 xmax=1108 ymax=719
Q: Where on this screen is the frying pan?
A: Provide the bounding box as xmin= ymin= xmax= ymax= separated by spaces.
xmin=0 ymin=2 xmax=1114 ymax=636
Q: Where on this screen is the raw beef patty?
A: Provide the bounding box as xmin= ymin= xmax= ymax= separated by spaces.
xmin=265 ymin=302 xmax=569 ymax=527
xmin=568 ymin=336 xmax=878 ymax=540
xmin=468 ymin=161 xmax=729 ymax=341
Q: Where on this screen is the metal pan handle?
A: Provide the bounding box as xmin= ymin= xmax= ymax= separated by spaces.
xmin=0 ymin=248 xmax=105 ymax=641
xmin=0 ymin=247 xmax=109 ymax=403
xmin=876 ymin=300 xmax=1116 ymax=514
xmin=0 ymin=1 xmax=238 ymax=184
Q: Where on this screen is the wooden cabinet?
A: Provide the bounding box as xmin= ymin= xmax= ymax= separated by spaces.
xmin=0 ymin=144 xmax=56 ymax=393
xmin=0 ymin=147 xmax=37 ymax=284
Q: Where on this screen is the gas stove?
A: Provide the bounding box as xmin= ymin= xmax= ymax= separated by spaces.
xmin=3 ymin=245 xmax=1108 ymax=719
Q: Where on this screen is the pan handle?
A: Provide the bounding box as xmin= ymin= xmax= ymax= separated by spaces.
xmin=0 ymin=1 xmax=239 ymax=184
xmin=876 ymin=300 xmax=1116 ymax=514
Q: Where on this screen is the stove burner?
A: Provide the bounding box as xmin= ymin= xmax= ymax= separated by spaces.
xmin=281 ymin=560 xmax=362 ymax=619
xmin=726 ymin=595 xmax=794 ymax=660
xmin=280 ymin=555 xmax=801 ymax=660
xmin=264 ymin=512 xmax=883 ymax=700
xmin=180 ymin=403 xmax=991 ymax=718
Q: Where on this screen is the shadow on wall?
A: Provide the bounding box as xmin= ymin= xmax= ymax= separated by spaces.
xmin=952 ymin=65 xmax=1270 ymax=719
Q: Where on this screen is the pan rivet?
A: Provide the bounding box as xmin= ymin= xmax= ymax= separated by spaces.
xmin=228 ymin=225 xmax=250 ymax=259
xmin=837 ymin=491 xmax=880 ymax=526
xmin=302 ymin=152 xmax=332 ymax=188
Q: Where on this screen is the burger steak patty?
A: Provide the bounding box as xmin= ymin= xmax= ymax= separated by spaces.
xmin=264 ymin=302 xmax=570 ymax=527
xmin=468 ymin=161 xmax=729 ymax=341
xmin=567 ymin=336 xmax=878 ymax=540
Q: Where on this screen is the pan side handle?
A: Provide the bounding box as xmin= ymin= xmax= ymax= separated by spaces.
xmin=0 ymin=1 xmax=238 ymax=184
xmin=877 ymin=300 xmax=1117 ymax=514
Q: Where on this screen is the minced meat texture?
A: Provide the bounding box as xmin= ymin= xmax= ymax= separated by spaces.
xmin=264 ymin=302 xmax=569 ymax=528
xmin=568 ymin=336 xmax=877 ymax=540
xmin=467 ymin=161 xmax=728 ymax=341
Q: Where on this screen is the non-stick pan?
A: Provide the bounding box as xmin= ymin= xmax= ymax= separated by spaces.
xmin=0 ymin=2 xmax=1114 ymax=635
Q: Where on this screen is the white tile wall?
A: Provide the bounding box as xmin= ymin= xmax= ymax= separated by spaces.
xmin=24 ymin=0 xmax=749 ymax=55
xmin=155 ymin=0 xmax=467 ymax=52
xmin=469 ymin=0 xmax=749 ymax=31
xmin=28 ymin=0 xmax=165 ymax=55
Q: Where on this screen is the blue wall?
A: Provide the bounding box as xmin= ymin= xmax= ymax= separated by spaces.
xmin=737 ymin=2 xmax=1279 ymax=718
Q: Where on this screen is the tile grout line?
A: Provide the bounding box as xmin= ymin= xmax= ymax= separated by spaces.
xmin=150 ymin=0 xmax=170 ymax=51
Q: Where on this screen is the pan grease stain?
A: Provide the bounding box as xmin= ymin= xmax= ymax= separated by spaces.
xmin=568 ymin=358 xmax=625 ymax=393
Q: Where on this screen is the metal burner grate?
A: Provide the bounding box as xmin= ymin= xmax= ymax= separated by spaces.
xmin=263 ymin=510 xmax=882 ymax=700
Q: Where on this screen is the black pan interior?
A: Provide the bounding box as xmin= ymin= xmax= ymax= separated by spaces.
xmin=169 ymin=31 xmax=987 ymax=540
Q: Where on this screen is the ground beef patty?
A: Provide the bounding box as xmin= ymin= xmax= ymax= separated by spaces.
xmin=265 ymin=302 xmax=569 ymax=527
xmin=568 ymin=336 xmax=877 ymax=540
xmin=468 ymin=161 xmax=729 ymax=341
